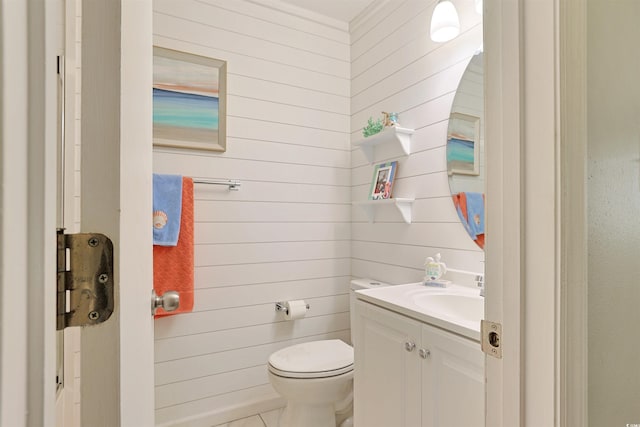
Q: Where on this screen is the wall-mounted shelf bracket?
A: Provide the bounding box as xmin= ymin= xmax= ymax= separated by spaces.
xmin=353 ymin=126 xmax=414 ymax=164
xmin=353 ymin=198 xmax=415 ymax=224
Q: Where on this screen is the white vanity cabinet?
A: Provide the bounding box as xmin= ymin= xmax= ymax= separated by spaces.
xmin=354 ymin=299 xmax=484 ymax=427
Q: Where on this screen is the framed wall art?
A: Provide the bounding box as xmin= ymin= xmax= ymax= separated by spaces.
xmin=153 ymin=46 xmax=227 ymax=152
xmin=369 ymin=161 xmax=398 ymax=200
xmin=446 ymin=112 xmax=480 ymax=176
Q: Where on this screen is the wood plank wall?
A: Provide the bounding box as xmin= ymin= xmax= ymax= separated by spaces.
xmin=152 ymin=0 xmax=351 ymax=424
xmin=350 ymin=0 xmax=484 ymax=285
xmin=152 ymin=0 xmax=484 ymax=425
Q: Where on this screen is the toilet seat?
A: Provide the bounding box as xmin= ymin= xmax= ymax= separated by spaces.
xmin=268 ymin=339 xmax=354 ymax=379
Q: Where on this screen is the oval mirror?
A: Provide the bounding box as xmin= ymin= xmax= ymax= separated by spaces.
xmin=447 ymin=51 xmax=484 ymax=249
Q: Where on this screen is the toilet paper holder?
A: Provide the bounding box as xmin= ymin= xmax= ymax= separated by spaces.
xmin=275 ymin=301 xmax=310 ymax=315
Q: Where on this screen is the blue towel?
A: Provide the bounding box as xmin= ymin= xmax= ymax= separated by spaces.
xmin=455 ymin=203 xmax=474 ymax=237
xmin=465 ymin=192 xmax=485 ymax=238
xmin=153 ymin=174 xmax=183 ymax=246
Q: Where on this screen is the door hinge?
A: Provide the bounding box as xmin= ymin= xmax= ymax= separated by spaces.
xmin=57 ymin=230 xmax=114 ymax=330
xmin=481 ymin=320 xmax=502 ymax=359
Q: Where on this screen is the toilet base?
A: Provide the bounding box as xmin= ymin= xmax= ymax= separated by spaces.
xmin=280 ymin=402 xmax=337 ymax=427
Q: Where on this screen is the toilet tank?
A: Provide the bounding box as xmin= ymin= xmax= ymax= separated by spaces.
xmin=349 ymin=279 xmax=392 ymax=344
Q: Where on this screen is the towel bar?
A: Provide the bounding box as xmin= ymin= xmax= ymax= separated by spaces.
xmin=193 ymin=178 xmax=241 ymax=190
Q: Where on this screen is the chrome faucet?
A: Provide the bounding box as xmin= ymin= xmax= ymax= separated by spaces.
xmin=475 ymin=275 xmax=485 ymax=297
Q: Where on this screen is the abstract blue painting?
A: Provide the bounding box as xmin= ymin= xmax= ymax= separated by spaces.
xmin=446 ymin=113 xmax=479 ymax=175
xmin=153 ymin=47 xmax=227 ymax=152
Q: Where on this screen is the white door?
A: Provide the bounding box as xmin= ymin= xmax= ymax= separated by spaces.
xmin=1 ymin=1 xmax=63 ymax=425
xmin=484 ymin=1 xmax=564 ymax=426
xmin=483 ymin=1 xmax=524 ymax=424
xmin=77 ymin=1 xmax=155 ymax=425
xmin=0 ymin=1 xmax=155 ymax=426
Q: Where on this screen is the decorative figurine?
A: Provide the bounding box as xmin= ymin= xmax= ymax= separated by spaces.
xmin=424 ymin=253 xmax=447 ymax=281
xmin=382 ymin=111 xmax=399 ymax=127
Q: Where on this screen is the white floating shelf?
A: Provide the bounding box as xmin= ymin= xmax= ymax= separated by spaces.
xmin=353 ymin=126 xmax=414 ymax=164
xmin=352 ymin=198 xmax=415 ymax=224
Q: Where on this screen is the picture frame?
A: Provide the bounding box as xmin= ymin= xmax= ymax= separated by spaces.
xmin=446 ymin=112 xmax=480 ymax=176
xmin=153 ymin=46 xmax=227 ymax=152
xmin=369 ymin=161 xmax=398 ymax=200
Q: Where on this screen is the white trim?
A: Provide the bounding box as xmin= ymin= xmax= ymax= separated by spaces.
xmin=349 ymin=0 xmax=392 ymax=34
xmin=79 ymin=1 xmax=154 ymax=425
xmin=521 ymin=1 xmax=560 ymax=425
xmin=0 ymin=0 xmax=30 ymax=424
xmin=156 ymin=393 xmax=284 ymax=427
xmin=37 ymin=0 xmax=61 ymax=425
xmin=1 ymin=0 xmax=59 ymax=425
xmin=487 ymin=1 xmax=586 ymax=425
xmin=486 ymin=0 xmax=564 ymax=424
xmin=484 ymin=0 xmax=523 ymax=425
xmin=558 ymin=0 xmax=587 ymax=425
xmin=79 ymin=2 xmax=122 ymax=423
xmin=119 ymin=0 xmax=155 ymax=424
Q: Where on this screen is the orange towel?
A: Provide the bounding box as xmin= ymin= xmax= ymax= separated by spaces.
xmin=452 ymin=193 xmax=469 ymax=223
xmin=153 ymin=177 xmax=194 ymax=318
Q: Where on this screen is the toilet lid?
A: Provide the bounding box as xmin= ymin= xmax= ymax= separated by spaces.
xmin=268 ymin=339 xmax=354 ymax=379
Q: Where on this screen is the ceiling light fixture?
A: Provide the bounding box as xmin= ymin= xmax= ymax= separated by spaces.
xmin=475 ymin=0 xmax=483 ymax=15
xmin=430 ymin=0 xmax=460 ymax=43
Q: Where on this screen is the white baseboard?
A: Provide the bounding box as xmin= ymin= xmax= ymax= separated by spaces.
xmin=157 ymin=391 xmax=285 ymax=427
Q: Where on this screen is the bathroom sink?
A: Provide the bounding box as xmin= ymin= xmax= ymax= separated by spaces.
xmin=412 ymin=293 xmax=484 ymax=324
xmin=355 ymin=283 xmax=484 ymax=340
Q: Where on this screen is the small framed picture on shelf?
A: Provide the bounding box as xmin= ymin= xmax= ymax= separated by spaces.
xmin=369 ymin=161 xmax=398 ymax=200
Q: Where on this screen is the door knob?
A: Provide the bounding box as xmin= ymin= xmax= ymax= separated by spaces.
xmin=151 ymin=290 xmax=180 ymax=315
xmin=405 ymin=341 xmax=416 ymax=352
xmin=419 ymin=348 xmax=431 ymax=359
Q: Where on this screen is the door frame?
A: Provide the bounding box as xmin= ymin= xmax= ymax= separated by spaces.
xmin=1 ymin=0 xmax=58 ymax=425
xmin=2 ymin=0 xmax=587 ymax=425
xmin=484 ymin=1 xmax=524 ymax=425
xmin=79 ymin=1 xmax=154 ymax=426
xmin=484 ymin=0 xmax=586 ymax=425
xmin=485 ymin=0 xmax=588 ymax=426
xmin=557 ymin=0 xmax=588 ymax=425
xmin=0 ymin=1 xmax=154 ymax=426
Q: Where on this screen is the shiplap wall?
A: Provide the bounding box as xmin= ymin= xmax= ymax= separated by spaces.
xmin=152 ymin=0 xmax=351 ymax=425
xmin=152 ymin=0 xmax=484 ymax=424
xmin=350 ymin=0 xmax=484 ymax=285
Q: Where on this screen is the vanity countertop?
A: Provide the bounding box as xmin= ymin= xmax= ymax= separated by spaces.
xmin=356 ymin=282 xmax=483 ymax=341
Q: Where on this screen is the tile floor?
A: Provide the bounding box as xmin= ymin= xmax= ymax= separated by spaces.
xmin=214 ymin=407 xmax=284 ymax=427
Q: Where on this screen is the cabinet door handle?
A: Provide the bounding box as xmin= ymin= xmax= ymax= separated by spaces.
xmin=419 ymin=348 xmax=431 ymax=359
xmin=405 ymin=341 xmax=416 ymax=352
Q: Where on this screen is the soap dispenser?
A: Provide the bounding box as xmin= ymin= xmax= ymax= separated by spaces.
xmin=423 ymin=253 xmax=450 ymax=287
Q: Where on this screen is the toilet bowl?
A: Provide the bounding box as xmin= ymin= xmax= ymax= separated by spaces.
xmin=267 ymin=279 xmax=391 ymax=427
xmin=268 ymin=339 xmax=353 ymax=427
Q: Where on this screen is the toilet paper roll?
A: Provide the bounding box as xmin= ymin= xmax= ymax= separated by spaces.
xmin=284 ymin=300 xmax=308 ymax=320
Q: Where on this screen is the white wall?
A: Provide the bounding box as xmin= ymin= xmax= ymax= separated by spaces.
xmin=350 ymin=0 xmax=484 ymax=285
xmin=152 ymin=1 xmax=351 ymax=425
xmin=587 ymin=1 xmax=640 ymax=425
xmin=152 ymin=0 xmax=484 ymax=424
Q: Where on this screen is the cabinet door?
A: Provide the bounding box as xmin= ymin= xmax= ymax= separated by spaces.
xmin=420 ymin=323 xmax=484 ymax=427
xmin=354 ymin=301 xmax=422 ymax=427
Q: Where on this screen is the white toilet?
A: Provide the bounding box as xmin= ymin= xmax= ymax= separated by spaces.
xmin=267 ymin=279 xmax=390 ymax=427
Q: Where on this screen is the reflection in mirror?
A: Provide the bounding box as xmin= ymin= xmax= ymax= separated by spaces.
xmin=447 ymin=51 xmax=484 ymax=249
